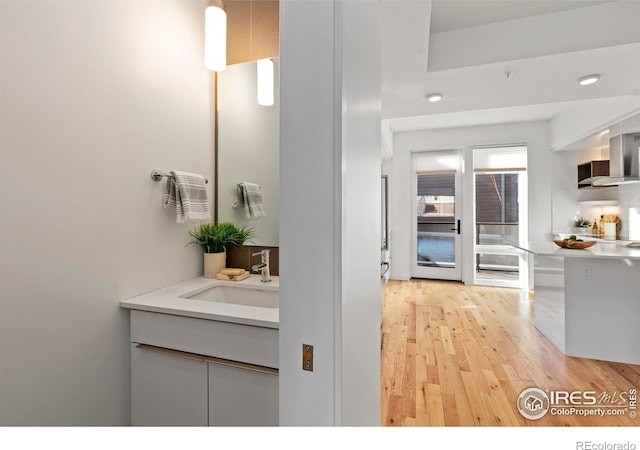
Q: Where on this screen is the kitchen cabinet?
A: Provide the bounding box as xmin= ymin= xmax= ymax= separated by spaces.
xmin=517 ymin=242 xmax=640 ymax=365
xmin=577 ymin=160 xmax=609 ymax=188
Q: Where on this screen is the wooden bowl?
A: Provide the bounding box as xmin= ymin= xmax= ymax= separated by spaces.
xmin=553 ymin=239 xmax=596 ymax=249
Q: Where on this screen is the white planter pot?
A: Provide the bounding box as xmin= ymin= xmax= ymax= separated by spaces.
xmin=204 ymin=251 xmax=226 ymax=278
xmin=573 ymin=227 xmax=589 ymax=235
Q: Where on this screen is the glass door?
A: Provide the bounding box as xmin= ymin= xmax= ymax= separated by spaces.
xmin=412 ymin=152 xmax=462 ymax=280
xmin=472 ymin=146 xmax=528 ymax=288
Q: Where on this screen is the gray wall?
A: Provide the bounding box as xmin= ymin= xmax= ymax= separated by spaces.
xmin=0 ymin=0 xmax=211 ymax=425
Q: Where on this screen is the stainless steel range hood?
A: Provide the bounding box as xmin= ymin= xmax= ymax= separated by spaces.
xmin=592 ymin=133 xmax=640 ymax=186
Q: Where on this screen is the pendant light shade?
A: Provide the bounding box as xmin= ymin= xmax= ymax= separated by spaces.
xmin=204 ymin=2 xmax=226 ymax=72
xmin=257 ymin=59 xmax=274 ymax=106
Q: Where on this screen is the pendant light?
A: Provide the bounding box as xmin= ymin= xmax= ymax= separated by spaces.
xmin=204 ymin=1 xmax=226 ymax=72
xmin=257 ymin=59 xmax=274 ymax=106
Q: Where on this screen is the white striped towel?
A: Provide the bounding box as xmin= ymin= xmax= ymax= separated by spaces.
xmin=233 ymin=182 xmax=266 ymax=219
xmin=162 ymin=171 xmax=211 ymax=223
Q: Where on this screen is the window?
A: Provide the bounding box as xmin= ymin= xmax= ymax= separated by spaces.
xmin=416 ymin=173 xmax=455 ymax=267
xmin=473 ymin=147 xmax=528 ymax=288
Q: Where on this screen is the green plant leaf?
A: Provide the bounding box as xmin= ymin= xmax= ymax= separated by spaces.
xmin=187 ymin=222 xmax=257 ymax=253
xmin=573 ymin=217 xmax=591 ymax=228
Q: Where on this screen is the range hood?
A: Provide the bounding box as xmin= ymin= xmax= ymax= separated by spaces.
xmin=592 ymin=133 xmax=640 ymax=186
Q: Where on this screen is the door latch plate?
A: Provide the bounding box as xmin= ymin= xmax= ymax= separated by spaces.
xmin=303 ymin=344 xmax=313 ymax=372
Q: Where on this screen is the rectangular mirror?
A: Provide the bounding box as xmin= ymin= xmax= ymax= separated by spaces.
xmin=217 ymin=58 xmax=280 ymax=246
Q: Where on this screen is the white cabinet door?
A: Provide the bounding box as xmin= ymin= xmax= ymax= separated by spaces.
xmin=208 ymin=359 xmax=278 ymax=426
xmin=131 ymin=344 xmax=208 ymax=426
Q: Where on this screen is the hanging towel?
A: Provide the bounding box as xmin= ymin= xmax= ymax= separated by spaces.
xmin=162 ymin=171 xmax=211 ymax=223
xmin=233 ymin=182 xmax=266 ymax=219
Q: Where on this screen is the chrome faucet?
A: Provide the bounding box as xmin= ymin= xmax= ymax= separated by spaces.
xmin=251 ymin=249 xmax=271 ymax=282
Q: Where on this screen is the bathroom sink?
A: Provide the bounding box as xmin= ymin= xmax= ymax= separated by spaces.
xmin=181 ymin=285 xmax=278 ymax=309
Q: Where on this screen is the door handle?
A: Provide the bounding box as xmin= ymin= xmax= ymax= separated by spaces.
xmin=450 ymin=219 xmax=461 ymax=234
xmin=381 ymin=261 xmax=389 ymax=278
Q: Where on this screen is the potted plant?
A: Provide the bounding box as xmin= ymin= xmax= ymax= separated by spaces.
xmin=573 ymin=217 xmax=591 ymax=235
xmin=188 ymin=222 xmax=255 ymax=278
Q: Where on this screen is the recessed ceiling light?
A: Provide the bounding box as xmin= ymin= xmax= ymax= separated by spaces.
xmin=598 ymin=129 xmax=610 ymax=136
xmin=578 ymin=74 xmax=600 ymax=86
xmin=426 ymin=93 xmax=442 ymax=102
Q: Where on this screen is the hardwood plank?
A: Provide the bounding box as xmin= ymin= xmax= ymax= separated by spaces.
xmin=425 ymin=383 xmax=445 ymax=426
xmin=401 ymin=341 xmax=417 ymax=418
xmin=381 ymin=279 xmax=640 ymax=427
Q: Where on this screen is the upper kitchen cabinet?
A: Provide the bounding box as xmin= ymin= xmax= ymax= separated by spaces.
xmin=577 ymin=160 xmax=609 ymax=189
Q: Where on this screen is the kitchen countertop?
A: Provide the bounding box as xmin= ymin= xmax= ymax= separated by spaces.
xmin=514 ymin=241 xmax=640 ymax=259
xmin=120 ymin=275 xmax=279 ymax=329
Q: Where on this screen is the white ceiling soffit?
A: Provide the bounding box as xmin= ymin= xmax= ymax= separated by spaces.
xmin=427 ymin=1 xmax=640 ymax=72
xmin=384 ymin=95 xmax=640 ymax=134
xmin=384 ymin=101 xmax=572 ymax=134
xmin=429 ymin=0 xmax=612 ymax=34
xmin=381 ymin=1 xmax=432 ymax=87
xmin=382 ymin=0 xmax=640 ymax=129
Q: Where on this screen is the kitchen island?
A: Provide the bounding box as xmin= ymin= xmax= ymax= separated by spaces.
xmin=516 ymin=241 xmax=640 ymax=365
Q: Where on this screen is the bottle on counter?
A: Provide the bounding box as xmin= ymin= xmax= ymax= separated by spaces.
xmin=592 ymin=220 xmax=599 ymax=236
xmin=599 ymin=215 xmax=606 ymax=237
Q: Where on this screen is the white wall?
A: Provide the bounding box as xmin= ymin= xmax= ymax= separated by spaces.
xmin=279 ymin=0 xmax=381 ymax=425
xmin=551 ymin=111 xmax=640 ymax=238
xmin=618 ymin=184 xmax=640 ymax=239
xmin=550 ymin=147 xmax=616 ymax=233
xmin=388 ymin=121 xmax=550 ymax=281
xmin=0 ymin=1 xmax=211 ymax=425
xmin=218 ymin=59 xmax=280 ymax=246
xmin=340 ymin=0 xmax=382 ymax=426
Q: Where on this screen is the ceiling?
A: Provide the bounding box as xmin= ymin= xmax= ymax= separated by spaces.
xmin=429 ymin=0 xmax=611 ymax=33
xmin=382 ymin=0 xmax=640 ymax=133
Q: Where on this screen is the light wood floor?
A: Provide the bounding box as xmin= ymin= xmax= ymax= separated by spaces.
xmin=380 ymin=279 xmax=640 ymax=426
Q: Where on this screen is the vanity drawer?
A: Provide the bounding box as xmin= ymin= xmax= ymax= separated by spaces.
xmin=130 ymin=310 xmax=278 ymax=369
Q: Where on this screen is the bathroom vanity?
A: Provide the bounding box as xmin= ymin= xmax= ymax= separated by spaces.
xmin=120 ymin=275 xmax=279 ymax=426
xmin=516 ymin=241 xmax=640 ymax=365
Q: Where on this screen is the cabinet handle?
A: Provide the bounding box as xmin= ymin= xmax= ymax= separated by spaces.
xmin=135 ymin=344 xmax=207 ymax=363
xmin=135 ymin=344 xmax=278 ymax=375
xmin=206 ymin=355 xmax=278 ymax=376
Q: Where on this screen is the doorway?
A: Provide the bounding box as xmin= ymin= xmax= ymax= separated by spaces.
xmin=411 ymin=151 xmax=463 ymax=280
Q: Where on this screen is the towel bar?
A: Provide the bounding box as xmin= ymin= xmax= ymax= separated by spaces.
xmin=151 ymin=169 xmax=208 ymax=184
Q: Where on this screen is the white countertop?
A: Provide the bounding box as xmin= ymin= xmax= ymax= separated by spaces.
xmin=120 ymin=275 xmax=279 ymax=329
xmin=514 ymin=241 xmax=640 ymax=259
